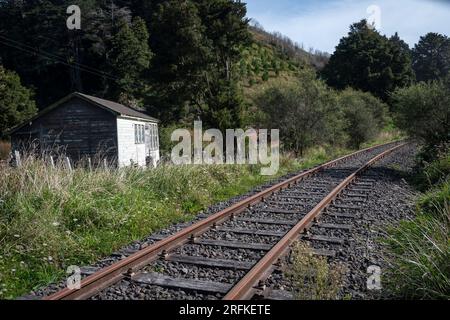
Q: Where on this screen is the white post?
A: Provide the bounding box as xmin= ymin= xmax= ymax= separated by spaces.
xmin=49 ymin=156 xmax=55 ymax=169
xmin=65 ymin=157 xmax=73 ymax=172
xmin=14 ymin=150 xmax=21 ymax=167
xmin=88 ymin=157 xmax=92 ymax=171
xmin=103 ymin=158 xmax=108 ymax=170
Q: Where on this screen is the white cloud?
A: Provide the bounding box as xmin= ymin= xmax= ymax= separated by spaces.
xmin=246 ymin=0 xmax=450 ymax=53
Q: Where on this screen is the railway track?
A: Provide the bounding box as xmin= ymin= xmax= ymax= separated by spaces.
xmin=43 ymin=141 xmax=407 ymax=300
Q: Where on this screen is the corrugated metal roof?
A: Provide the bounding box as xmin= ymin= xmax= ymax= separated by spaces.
xmin=76 ymin=93 xmax=159 ymax=122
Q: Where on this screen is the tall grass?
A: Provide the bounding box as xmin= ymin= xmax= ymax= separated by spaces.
xmin=383 ymin=187 xmax=449 ymax=299
xmin=383 ymin=150 xmax=450 ymax=300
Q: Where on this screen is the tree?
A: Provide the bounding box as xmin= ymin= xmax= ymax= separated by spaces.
xmin=256 ymin=69 xmax=343 ymax=156
xmin=0 ymin=0 xmax=132 ymax=107
xmin=412 ymin=33 xmax=450 ymax=82
xmin=0 ymin=66 xmax=37 ymax=136
xmin=193 ymin=0 xmax=251 ymax=130
xmin=146 ymin=0 xmax=209 ymax=122
xmin=322 ymin=20 xmax=415 ymax=101
xmin=108 ymin=17 xmax=152 ymax=103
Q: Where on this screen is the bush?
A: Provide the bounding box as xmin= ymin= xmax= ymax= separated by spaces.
xmin=0 ymin=66 xmax=37 ymax=136
xmin=414 ymin=148 xmax=450 ymax=191
xmin=339 ymin=88 xmax=388 ymax=148
xmin=285 ymin=242 xmax=345 ymax=300
xmin=391 ymin=81 xmax=450 ymax=148
xmin=255 ymin=68 xmax=344 ymax=156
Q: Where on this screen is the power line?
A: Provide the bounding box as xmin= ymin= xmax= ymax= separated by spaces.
xmin=0 ymin=34 xmax=117 ymax=80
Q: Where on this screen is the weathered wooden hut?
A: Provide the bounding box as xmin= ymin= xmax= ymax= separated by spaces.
xmin=10 ymin=92 xmax=160 ymax=167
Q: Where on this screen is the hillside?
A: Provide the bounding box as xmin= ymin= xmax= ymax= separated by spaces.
xmin=238 ymin=25 xmax=330 ymax=93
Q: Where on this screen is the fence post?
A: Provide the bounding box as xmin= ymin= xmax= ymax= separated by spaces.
xmin=65 ymin=157 xmax=73 ymax=172
xmin=88 ymin=157 xmax=92 ymax=171
xmin=14 ymin=150 xmax=21 ymax=167
xmin=103 ymin=158 xmax=108 ymax=170
xmin=49 ymin=156 xmax=55 ymax=169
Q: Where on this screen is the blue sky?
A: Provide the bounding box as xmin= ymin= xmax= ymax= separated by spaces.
xmin=245 ymin=0 xmax=450 ymax=53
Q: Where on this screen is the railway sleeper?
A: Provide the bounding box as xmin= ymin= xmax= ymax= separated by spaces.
xmin=166 ymin=254 xmax=256 ymax=270
xmin=215 ymin=227 xmax=286 ymax=237
xmin=324 ymin=211 xmax=357 ymax=219
xmin=260 ymin=207 xmax=303 ymax=215
xmin=303 ymin=234 xmax=346 ymax=245
xmin=315 ymin=223 xmax=352 ymax=231
xmin=233 ymin=217 xmax=297 ymax=226
xmin=194 ymin=239 xmax=273 ymax=251
xmin=132 ymin=272 xmax=232 ymax=294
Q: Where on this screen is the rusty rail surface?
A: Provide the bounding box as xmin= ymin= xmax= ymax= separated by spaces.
xmin=223 ymin=142 xmax=406 ymax=300
xmin=44 ymin=141 xmax=402 ymax=300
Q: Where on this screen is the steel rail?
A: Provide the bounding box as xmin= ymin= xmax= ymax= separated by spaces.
xmin=43 ymin=141 xmax=400 ymax=300
xmin=223 ymin=142 xmax=407 ymax=300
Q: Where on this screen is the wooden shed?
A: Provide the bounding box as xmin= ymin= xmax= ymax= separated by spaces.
xmin=10 ymin=92 xmax=160 ymax=167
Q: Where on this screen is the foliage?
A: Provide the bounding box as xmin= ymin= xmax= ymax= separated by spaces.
xmin=285 ymin=242 xmax=345 ymax=300
xmin=339 ymin=88 xmax=388 ymax=148
xmin=322 ymin=20 xmax=415 ymax=101
xmin=108 ymin=17 xmax=152 ymax=103
xmin=412 ymin=33 xmax=450 ymax=82
xmin=413 ymin=145 xmax=450 ymax=191
xmin=383 ymin=180 xmax=450 ymax=299
xmin=0 ymin=0 xmax=250 ymax=130
xmin=0 ymin=66 xmax=37 ymax=136
xmin=255 ymin=68 xmax=343 ymax=156
xmin=391 ymin=81 xmax=450 ymax=149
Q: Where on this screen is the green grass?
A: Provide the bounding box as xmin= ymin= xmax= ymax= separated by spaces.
xmin=382 ymin=150 xmax=450 ymax=299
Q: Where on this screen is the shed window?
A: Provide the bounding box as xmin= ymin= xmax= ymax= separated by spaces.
xmin=134 ymin=124 xmax=145 ymax=144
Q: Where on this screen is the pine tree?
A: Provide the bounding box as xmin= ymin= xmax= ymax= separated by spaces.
xmin=412 ymin=33 xmax=450 ymax=82
xmin=322 ymin=20 xmax=415 ymax=101
xmin=108 ymin=17 xmax=152 ymax=102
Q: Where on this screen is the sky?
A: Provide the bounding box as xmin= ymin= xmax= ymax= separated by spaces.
xmin=245 ymin=0 xmax=450 ymax=53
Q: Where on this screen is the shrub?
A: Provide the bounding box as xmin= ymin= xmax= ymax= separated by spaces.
xmin=339 ymin=88 xmax=388 ymax=148
xmin=255 ymin=68 xmax=344 ymax=156
xmin=391 ymin=81 xmax=450 ymax=149
xmin=285 ymin=242 xmax=345 ymax=300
